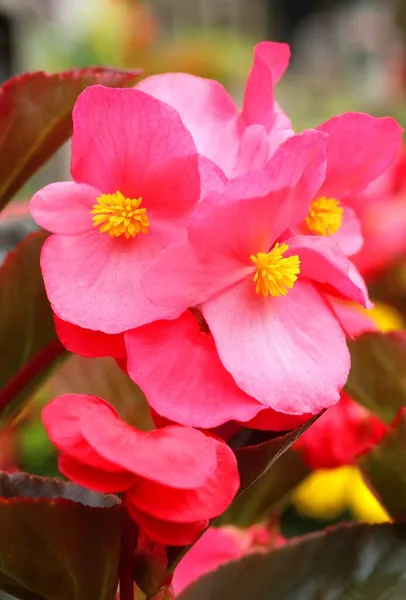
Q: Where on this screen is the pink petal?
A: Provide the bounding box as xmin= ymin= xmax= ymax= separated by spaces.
xmin=333 ymin=205 xmax=363 ymax=257
xmin=125 ymin=312 xmax=261 ymax=429
xmin=232 ymin=124 xmax=271 ymax=177
xmin=327 ymin=297 xmax=376 ymax=338
xmin=317 ymin=113 xmax=403 ymax=198
xmin=285 ymin=235 xmax=370 ymax=307
xmin=41 ymin=230 xmax=179 ymax=333
xmin=128 ymin=437 xmax=239 ymax=522
xmin=242 ymin=42 xmax=290 ymax=131
xmin=81 ymin=417 xmax=217 ymax=489
xmin=127 ymin=504 xmax=208 ymax=546
xmin=30 ymin=182 xmax=99 ymax=235
xmin=246 ymin=409 xmax=311 ymax=431
xmin=71 ymin=86 xmax=200 ymax=216
xmin=42 ymin=394 xmax=123 ymax=471
xmin=59 ymin=454 xmax=137 ymax=493
xmin=54 ymin=315 xmax=126 ymax=358
xmin=172 ymin=528 xmax=243 ymax=595
xmin=203 ymin=279 xmax=350 ymax=415
xmin=137 ymin=73 xmax=240 ymax=177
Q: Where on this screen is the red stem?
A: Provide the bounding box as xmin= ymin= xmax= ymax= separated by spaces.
xmin=120 ymin=506 xmax=136 ymax=600
xmin=0 ymin=340 xmax=65 ymax=414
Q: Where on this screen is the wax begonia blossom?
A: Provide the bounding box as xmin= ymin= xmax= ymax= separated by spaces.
xmin=141 ymin=131 xmax=369 ymax=417
xmin=137 ymin=41 xmax=293 ymax=178
xmin=299 ymin=113 xmax=403 ymax=257
xmin=54 ymin=315 xmax=126 ymax=359
xmin=30 ymin=85 xmax=203 ymax=334
xmin=42 ymin=394 xmax=239 ymax=545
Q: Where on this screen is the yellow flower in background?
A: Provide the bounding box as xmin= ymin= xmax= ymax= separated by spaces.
xmin=292 ymin=467 xmax=390 ymax=524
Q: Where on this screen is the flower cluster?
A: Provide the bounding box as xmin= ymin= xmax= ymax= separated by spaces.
xmin=31 ymin=41 xmax=403 ymax=545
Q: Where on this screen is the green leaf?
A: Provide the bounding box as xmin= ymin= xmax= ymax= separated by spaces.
xmin=0 ymin=472 xmax=122 ymax=600
xmin=0 ymin=67 xmax=141 ymax=211
xmin=345 ymin=331 xmax=406 ymax=423
xmin=178 ymin=523 xmax=406 ymax=600
xmin=360 ymin=408 xmax=406 ymax=519
xmin=0 ymin=231 xmax=66 ymax=417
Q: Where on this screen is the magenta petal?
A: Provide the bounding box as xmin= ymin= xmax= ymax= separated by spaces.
xmin=242 ymin=41 xmax=290 ymax=131
xmin=203 ymin=279 xmax=350 ymax=415
xmin=285 ymin=235 xmax=370 ymax=307
xmin=125 ymin=313 xmax=261 ymax=428
xmin=128 ymin=437 xmax=239 ymax=522
xmin=317 ymin=113 xmax=403 ymax=197
xmin=54 ymin=315 xmax=126 ymax=359
xmin=71 ymin=86 xmax=200 ymax=216
xmin=30 ymin=182 xmax=99 ymax=235
xmin=137 ymin=73 xmax=240 ymax=177
xmin=41 ymin=230 xmax=179 ymax=333
xmin=59 ymin=454 xmax=137 ymax=493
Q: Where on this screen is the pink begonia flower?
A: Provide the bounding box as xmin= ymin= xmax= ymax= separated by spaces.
xmin=137 ymin=41 xmax=294 ymax=179
xmin=30 ymin=85 xmax=203 ymax=334
xmin=348 ymin=146 xmax=406 ymax=278
xmin=42 ymin=394 xmax=239 ymax=546
xmin=300 ymin=113 xmax=403 ymax=257
xmin=54 ymin=315 xmax=126 ymax=359
xmin=140 ymin=130 xmax=370 ymax=417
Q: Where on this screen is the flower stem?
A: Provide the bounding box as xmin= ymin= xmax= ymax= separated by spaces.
xmin=120 ymin=506 xmax=136 ymax=600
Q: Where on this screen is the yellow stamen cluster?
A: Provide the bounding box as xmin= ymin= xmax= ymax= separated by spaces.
xmin=250 ymin=242 xmax=300 ymax=298
xmin=91 ymin=191 xmax=150 ymax=239
xmin=305 ymin=196 xmax=343 ymax=236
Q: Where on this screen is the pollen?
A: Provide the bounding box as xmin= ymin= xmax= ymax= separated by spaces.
xmin=250 ymin=242 xmax=300 ymax=298
xmin=305 ymin=196 xmax=343 ymax=236
xmin=91 ymin=191 xmax=150 ymax=239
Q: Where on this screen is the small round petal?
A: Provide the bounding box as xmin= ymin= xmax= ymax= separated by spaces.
xmin=125 ymin=313 xmax=261 ymax=428
xmin=41 ymin=230 xmax=179 ymax=333
xmin=317 ymin=113 xmax=403 ymax=198
xmin=333 ymin=206 xmax=364 ymax=257
xmin=127 ymin=504 xmax=208 ymax=546
xmin=128 ymin=436 xmax=239 ymax=522
xmin=285 ymin=235 xmax=370 ymax=308
xmin=42 ymin=394 xmax=123 ymax=471
xmin=81 ymin=416 xmax=217 ymax=489
xmin=54 ymin=315 xmax=126 ymax=359
xmin=59 ymin=454 xmax=137 ymax=493
xmin=71 ymin=86 xmax=200 ymax=217
xmin=203 ymin=279 xmax=350 ymax=415
xmin=137 ymin=73 xmax=240 ymax=178
xmin=30 ymin=182 xmax=99 ymax=235
xmin=242 ymin=41 xmax=291 ymax=131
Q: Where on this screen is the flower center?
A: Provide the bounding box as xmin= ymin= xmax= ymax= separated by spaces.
xmin=91 ymin=191 xmax=150 ymax=239
xmin=250 ymin=242 xmax=300 ymax=298
xmin=305 ymin=196 xmax=343 ymax=236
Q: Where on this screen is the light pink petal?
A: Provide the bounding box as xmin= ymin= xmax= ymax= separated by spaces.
xmin=59 ymin=454 xmax=137 ymax=493
xmin=30 ymin=182 xmax=99 ymax=235
xmin=172 ymin=528 xmax=243 ymax=595
xmin=128 ymin=437 xmax=239 ymax=522
xmin=198 ymin=156 xmax=227 ymax=200
xmin=285 ymin=235 xmax=370 ymax=307
xmin=317 ymin=113 xmax=403 ymax=198
xmin=333 ymin=205 xmax=364 ymax=257
xmin=327 ymin=297 xmax=376 ymax=338
xmin=127 ymin=504 xmax=208 ymax=546
xmin=203 ymin=279 xmax=350 ymax=415
xmin=242 ymin=42 xmax=290 ymax=131
xmin=54 ymin=315 xmax=126 ymax=359
xmin=137 ymin=73 xmax=240 ymax=177
xmin=71 ymin=86 xmax=200 ymax=216
xmin=232 ymin=124 xmax=271 ymax=177
xmin=41 ymin=230 xmax=179 ymax=333
xmin=125 ymin=312 xmax=261 ymax=429
xmin=81 ymin=415 xmax=217 ymax=489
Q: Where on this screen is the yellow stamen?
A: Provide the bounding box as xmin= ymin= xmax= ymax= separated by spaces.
xmin=250 ymin=242 xmax=300 ymax=298
xmin=305 ymin=196 xmax=343 ymax=236
xmin=91 ymin=191 xmax=150 ymax=239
